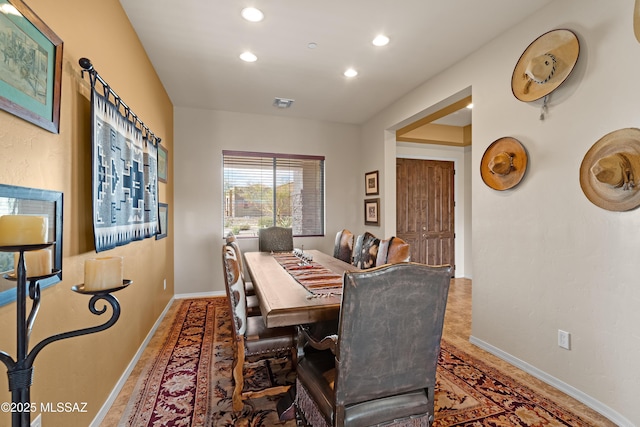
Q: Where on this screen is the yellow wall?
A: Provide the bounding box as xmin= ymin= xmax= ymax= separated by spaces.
xmin=0 ymin=0 xmax=174 ymax=425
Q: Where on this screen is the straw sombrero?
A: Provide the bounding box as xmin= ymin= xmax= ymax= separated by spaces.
xmin=580 ymin=128 xmax=640 ymax=211
xmin=511 ymin=29 xmax=580 ymax=102
xmin=480 ymin=137 xmax=528 ymax=191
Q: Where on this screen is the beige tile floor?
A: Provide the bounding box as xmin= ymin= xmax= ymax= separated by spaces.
xmin=101 ymin=279 xmax=616 ymax=426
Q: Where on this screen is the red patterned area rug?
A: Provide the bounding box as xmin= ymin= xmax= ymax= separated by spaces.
xmin=120 ymin=298 xmax=598 ymax=426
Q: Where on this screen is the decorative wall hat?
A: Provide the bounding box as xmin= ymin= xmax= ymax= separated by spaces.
xmin=511 ymin=29 xmax=580 ymax=103
xmin=480 ymin=137 xmax=528 ymax=191
xmin=580 ymin=128 xmax=640 ymax=211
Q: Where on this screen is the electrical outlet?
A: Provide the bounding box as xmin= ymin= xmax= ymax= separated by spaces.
xmin=558 ymin=330 xmax=571 ymax=350
xmin=31 ymin=414 xmax=42 ymax=427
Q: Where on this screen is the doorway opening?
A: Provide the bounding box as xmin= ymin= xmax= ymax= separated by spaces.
xmin=393 ymin=90 xmax=472 ymax=278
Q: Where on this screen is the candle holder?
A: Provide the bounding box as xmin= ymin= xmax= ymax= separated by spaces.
xmin=0 ymin=244 xmax=131 ymax=427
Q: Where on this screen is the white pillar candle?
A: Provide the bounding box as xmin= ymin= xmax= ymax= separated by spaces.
xmin=14 ymin=248 xmax=52 ymax=278
xmin=84 ymin=257 xmax=123 ymax=291
xmin=0 ymin=215 xmax=48 ymax=246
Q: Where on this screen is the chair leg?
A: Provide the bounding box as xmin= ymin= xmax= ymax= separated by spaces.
xmin=232 ymin=339 xmax=246 ymax=412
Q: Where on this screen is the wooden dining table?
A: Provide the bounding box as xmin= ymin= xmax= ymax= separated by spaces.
xmin=244 ymin=249 xmax=359 ymax=328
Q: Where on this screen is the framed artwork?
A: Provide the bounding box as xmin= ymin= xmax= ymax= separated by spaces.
xmin=0 ymin=0 xmax=63 ymax=133
xmin=156 ymin=202 xmax=168 ymax=240
xmin=157 ymin=144 xmax=168 ymax=183
xmin=0 ymin=184 xmax=63 ymax=306
xmin=364 ymin=198 xmax=380 ymax=226
xmin=365 ymin=170 xmax=379 ymax=195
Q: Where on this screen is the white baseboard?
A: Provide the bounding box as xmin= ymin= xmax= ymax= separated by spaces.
xmin=90 ymin=297 xmax=175 ymax=427
xmin=469 ymin=335 xmax=633 ymax=427
xmin=174 ymin=290 xmax=226 ymax=299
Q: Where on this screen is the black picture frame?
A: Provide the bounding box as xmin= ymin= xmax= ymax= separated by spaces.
xmin=364 ymin=198 xmax=380 ymax=226
xmin=156 ymin=202 xmax=168 ymax=240
xmin=0 ymin=184 xmax=63 ymax=306
xmin=0 ymin=0 xmax=63 ymax=133
xmin=365 ymin=170 xmax=379 ymax=196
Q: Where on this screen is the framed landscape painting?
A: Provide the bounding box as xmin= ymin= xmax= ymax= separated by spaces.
xmin=156 ymin=202 xmax=168 ymax=240
xmin=157 ymin=144 xmax=168 ymax=183
xmin=0 ymin=0 xmax=63 ymax=133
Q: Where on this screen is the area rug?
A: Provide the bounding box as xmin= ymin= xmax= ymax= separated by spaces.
xmin=120 ymin=298 xmax=597 ymax=426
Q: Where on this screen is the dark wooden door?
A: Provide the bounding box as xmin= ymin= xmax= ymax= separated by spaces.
xmin=396 ymin=158 xmax=455 ymax=273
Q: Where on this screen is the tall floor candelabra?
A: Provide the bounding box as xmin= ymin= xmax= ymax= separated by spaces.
xmin=0 ymin=244 xmax=130 ymax=427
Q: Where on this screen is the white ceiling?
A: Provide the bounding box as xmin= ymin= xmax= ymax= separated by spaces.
xmin=119 ymin=0 xmax=552 ymax=125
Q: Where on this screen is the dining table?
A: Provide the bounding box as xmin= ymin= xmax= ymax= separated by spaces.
xmin=244 ymin=249 xmax=359 ymax=328
xmin=244 ymin=249 xmax=359 ymax=421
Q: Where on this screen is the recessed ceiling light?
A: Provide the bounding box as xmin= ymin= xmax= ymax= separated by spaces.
xmin=241 ymin=7 xmax=264 ymax=22
xmin=344 ymin=68 xmax=358 ymax=78
xmin=240 ymin=51 xmax=257 ymax=62
xmin=372 ymin=35 xmax=389 ymax=47
xmin=308 ymin=42 xmax=318 ymax=49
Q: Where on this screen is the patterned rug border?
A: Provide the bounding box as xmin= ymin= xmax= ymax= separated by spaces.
xmin=120 ymin=297 xmax=227 ymax=426
xmin=119 ymin=297 xmax=603 ymax=427
xmin=437 ymin=340 xmax=594 ymax=426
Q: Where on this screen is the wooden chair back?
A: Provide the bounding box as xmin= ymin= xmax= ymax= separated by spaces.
xmin=375 ymin=236 xmax=411 ymax=266
xmin=333 ymin=229 xmax=354 ymax=264
xmin=258 ymin=226 xmax=293 ymax=252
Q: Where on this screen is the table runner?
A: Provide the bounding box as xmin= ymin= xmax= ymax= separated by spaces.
xmin=272 ymin=253 xmax=343 ymax=297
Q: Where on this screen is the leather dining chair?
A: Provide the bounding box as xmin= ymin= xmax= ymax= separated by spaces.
xmin=225 ymin=232 xmax=255 ymax=296
xmin=295 ymin=262 xmax=452 ymax=427
xmin=221 ymin=243 xmax=297 ymax=411
xmin=333 ymin=229 xmax=354 ymax=264
xmin=258 ymin=226 xmax=294 ymax=252
xmin=375 ymin=236 xmax=411 ymax=266
xmin=225 ymin=233 xmax=260 ymax=316
xmin=351 ymin=231 xmax=380 ymax=269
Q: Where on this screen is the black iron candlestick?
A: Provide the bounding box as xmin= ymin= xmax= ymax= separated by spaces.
xmin=0 ymin=244 xmax=130 ymax=427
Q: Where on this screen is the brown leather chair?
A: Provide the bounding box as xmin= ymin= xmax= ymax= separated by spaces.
xmin=352 ymin=232 xmax=380 ymax=269
xmin=295 ymin=262 xmax=452 ymax=427
xmin=258 ymin=226 xmax=294 ymax=252
xmin=375 ymin=236 xmax=411 ymax=266
xmin=225 ymin=232 xmax=255 ymax=296
xmin=333 ymin=229 xmax=354 ymax=264
xmin=221 ymin=244 xmax=296 ymax=411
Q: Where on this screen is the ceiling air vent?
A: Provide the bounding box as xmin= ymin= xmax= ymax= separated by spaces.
xmin=273 ymin=97 xmax=294 ymax=108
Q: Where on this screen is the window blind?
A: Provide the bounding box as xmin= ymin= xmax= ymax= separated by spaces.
xmin=223 ymin=151 xmax=325 ymax=237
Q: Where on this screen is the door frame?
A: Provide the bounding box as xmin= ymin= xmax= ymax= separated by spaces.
xmin=393 ymin=142 xmax=470 ymax=278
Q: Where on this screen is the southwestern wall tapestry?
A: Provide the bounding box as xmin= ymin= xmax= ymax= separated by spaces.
xmin=91 ymin=89 xmax=159 ymax=252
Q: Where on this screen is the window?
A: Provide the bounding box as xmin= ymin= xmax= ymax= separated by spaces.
xmin=223 ymin=151 xmax=325 ymax=237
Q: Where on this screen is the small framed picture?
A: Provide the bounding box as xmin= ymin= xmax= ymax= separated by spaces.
xmin=364 ymin=198 xmax=380 ymax=226
xmin=156 ymin=202 xmax=168 ymax=240
xmin=158 ymin=144 xmax=168 ymax=183
xmin=365 ymin=170 xmax=379 ymax=195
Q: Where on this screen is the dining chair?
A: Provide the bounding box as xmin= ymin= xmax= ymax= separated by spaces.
xmin=295 ymin=262 xmax=452 ymax=427
xmin=258 ymin=226 xmax=294 ymax=252
xmin=333 ymin=229 xmax=354 ymax=264
xmin=221 ymin=244 xmax=297 ymax=411
xmin=351 ymin=231 xmax=380 ymax=269
xmin=224 ymin=235 xmax=261 ymax=315
xmin=225 ymin=232 xmax=255 ymax=296
xmin=375 ymin=236 xmax=411 ymax=266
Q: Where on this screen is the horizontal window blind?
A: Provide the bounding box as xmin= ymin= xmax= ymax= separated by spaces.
xmin=223 ymin=151 xmax=325 ymax=237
